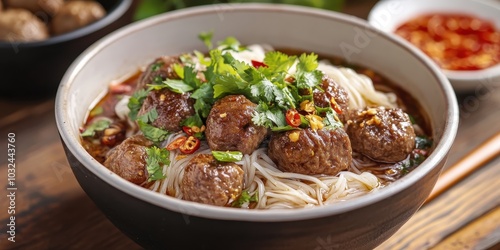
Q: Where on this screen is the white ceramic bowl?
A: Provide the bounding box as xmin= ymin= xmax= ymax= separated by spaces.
xmin=56 ymin=3 xmax=459 ymax=249
xmin=368 ymin=0 xmax=500 ymax=92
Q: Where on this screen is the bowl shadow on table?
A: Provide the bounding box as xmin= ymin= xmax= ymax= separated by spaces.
xmin=0 ymin=0 xmax=136 ymax=100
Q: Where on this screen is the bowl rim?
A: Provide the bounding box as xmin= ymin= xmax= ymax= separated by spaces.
xmin=0 ymin=0 xmax=133 ymax=48
xmin=55 ymin=3 xmax=459 ymax=222
xmin=367 ymin=0 xmax=500 ymax=91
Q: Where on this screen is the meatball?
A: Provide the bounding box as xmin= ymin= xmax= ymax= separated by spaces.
xmin=205 ymin=95 xmax=268 ymax=155
xmin=136 ymin=56 xmax=182 ymax=90
xmin=313 ymin=75 xmax=350 ymax=122
xmin=181 ymin=154 xmax=244 ymax=207
xmin=346 ymin=106 xmax=416 ymax=162
xmin=104 ymin=134 xmax=153 ymax=185
xmin=4 ymin=0 xmax=63 ymax=16
xmin=268 ymin=128 xmax=352 ymax=175
xmin=0 ymin=9 xmax=49 ymax=42
xmin=137 ymin=88 xmax=195 ymax=132
xmin=51 ymin=1 xmax=106 ymax=35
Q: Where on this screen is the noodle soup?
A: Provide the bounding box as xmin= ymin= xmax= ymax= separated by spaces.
xmin=80 ymin=38 xmax=432 ymax=209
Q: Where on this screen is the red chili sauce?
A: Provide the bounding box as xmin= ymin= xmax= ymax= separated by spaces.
xmin=395 ymin=13 xmax=500 ymax=70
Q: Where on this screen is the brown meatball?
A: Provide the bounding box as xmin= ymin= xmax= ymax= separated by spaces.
xmin=313 ymin=75 xmax=350 ymax=122
xmin=4 ymin=0 xmax=63 ymax=16
xmin=0 ymin=9 xmax=49 ymax=42
xmin=51 ymin=1 xmax=106 ymax=35
xmin=137 ymin=56 xmax=182 ymax=90
xmin=137 ymin=88 xmax=195 ymax=132
xmin=205 ymin=95 xmax=268 ymax=155
xmin=268 ymin=128 xmax=352 ymax=175
xmin=346 ymin=106 xmax=416 ymax=163
xmin=104 ymin=135 xmax=153 ymax=185
xmin=181 ymin=154 xmax=244 ymax=207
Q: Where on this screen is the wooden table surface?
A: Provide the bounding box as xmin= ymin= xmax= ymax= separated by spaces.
xmin=1 ymin=1 xmax=499 ymax=249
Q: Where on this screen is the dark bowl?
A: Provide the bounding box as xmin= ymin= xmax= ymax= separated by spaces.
xmin=0 ymin=0 xmax=134 ymax=98
xmin=55 ymin=4 xmax=459 ymax=250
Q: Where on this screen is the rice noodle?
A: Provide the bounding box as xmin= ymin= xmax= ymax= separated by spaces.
xmin=149 ymin=134 xmax=381 ymax=209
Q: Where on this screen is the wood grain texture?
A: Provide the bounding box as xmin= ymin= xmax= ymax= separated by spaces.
xmin=0 ymin=102 xmax=141 ymax=249
xmin=376 ymin=157 xmax=500 ymax=250
xmin=430 ymin=207 xmax=500 ymax=250
xmin=426 ymin=132 xmax=500 ymax=203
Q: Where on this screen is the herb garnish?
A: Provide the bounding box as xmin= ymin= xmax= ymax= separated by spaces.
xmin=232 ymin=190 xmax=259 ymax=208
xmin=81 ymin=119 xmax=111 ymax=137
xmin=128 ymin=89 xmax=149 ymax=121
xmin=151 ymin=61 xmax=164 ymax=72
xmin=138 ymin=120 xmax=170 ymax=142
xmin=212 ymin=151 xmax=243 ymax=162
xmin=415 ymin=135 xmax=433 ymax=149
xmin=128 ymin=33 xmax=344 ymax=144
xmin=145 ymin=146 xmax=170 ymax=182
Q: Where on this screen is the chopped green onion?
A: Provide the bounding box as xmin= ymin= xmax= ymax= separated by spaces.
xmin=212 ymin=151 xmax=243 ymax=162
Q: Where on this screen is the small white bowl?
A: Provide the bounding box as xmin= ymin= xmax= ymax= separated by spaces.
xmin=368 ymin=0 xmax=500 ymax=92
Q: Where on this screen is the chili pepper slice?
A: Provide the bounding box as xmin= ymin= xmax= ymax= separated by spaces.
xmin=166 ymin=136 xmax=187 ymax=151
xmin=251 ymin=60 xmax=268 ymax=68
xmin=330 ymin=97 xmax=343 ymax=114
xmin=179 ymin=136 xmax=200 ymax=154
xmin=285 ymin=109 xmax=301 ymax=127
xmin=182 ymin=126 xmax=194 ymax=136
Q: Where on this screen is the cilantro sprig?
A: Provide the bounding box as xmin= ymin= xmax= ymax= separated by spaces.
xmin=128 ymin=33 xmax=342 ymax=139
xmin=81 ymin=119 xmax=111 ymax=137
xmin=128 ymin=89 xmax=149 ymax=121
xmin=145 ymin=146 xmax=170 ymax=182
xmin=232 ymin=190 xmax=259 ymax=208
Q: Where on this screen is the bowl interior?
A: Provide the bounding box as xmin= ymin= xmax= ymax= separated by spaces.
xmin=56 ymin=3 xmax=459 ymax=221
xmin=368 ymin=0 xmax=500 ymax=91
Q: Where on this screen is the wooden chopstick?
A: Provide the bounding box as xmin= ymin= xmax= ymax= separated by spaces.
xmin=425 ymin=131 xmax=500 ymax=204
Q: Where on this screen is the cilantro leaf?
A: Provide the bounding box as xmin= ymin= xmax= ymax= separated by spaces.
xmin=209 ymin=51 xmax=250 ymax=98
xmin=145 ymin=146 xmax=170 ymax=182
xmin=249 ymin=79 xmax=277 ymax=103
xmin=194 ymin=50 xmax=211 ymax=66
xmin=137 ymin=107 xmax=158 ymax=124
xmin=252 ymin=103 xmax=286 ymax=128
xmin=295 ymin=53 xmax=323 ymax=89
xmin=198 ymin=31 xmax=213 ymax=49
xmin=181 ymin=114 xmax=204 ymax=128
xmin=262 ymin=51 xmax=296 ymax=77
xmin=323 ymin=110 xmax=343 ymax=130
xmin=172 ymin=63 xmax=184 ymax=79
xmin=81 ymin=119 xmax=111 ymax=137
xmin=162 ymin=79 xmax=194 ymax=94
xmin=147 ymin=79 xmax=194 ymax=94
xmin=183 ymin=65 xmax=202 ymax=89
xmin=138 ymin=120 xmax=170 ymax=142
xmin=151 ymin=61 xmax=164 ymax=72
xmin=232 ymin=190 xmax=258 ymax=208
xmin=218 ymin=36 xmax=245 ymax=51
xmin=128 ymin=89 xmax=149 ymax=121
xmin=415 ymin=136 xmax=433 ymax=149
